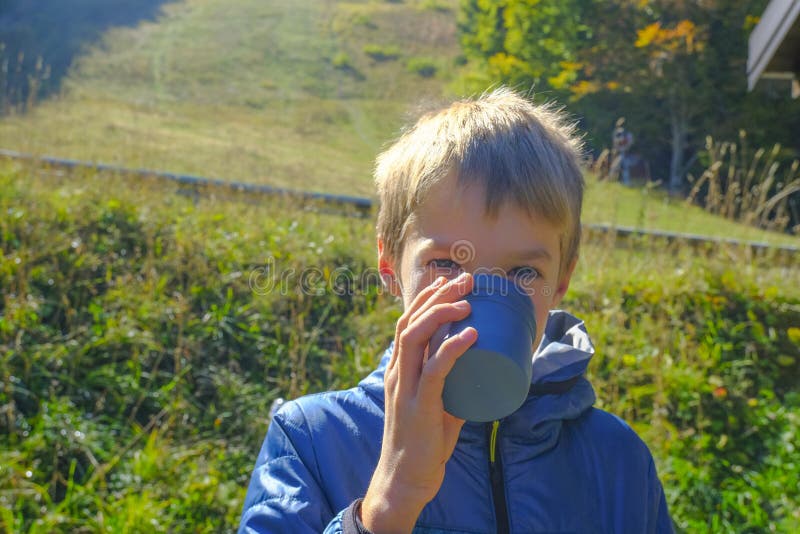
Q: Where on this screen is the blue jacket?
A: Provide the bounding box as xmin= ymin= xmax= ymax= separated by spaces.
xmin=240 ymin=311 xmax=673 ymax=533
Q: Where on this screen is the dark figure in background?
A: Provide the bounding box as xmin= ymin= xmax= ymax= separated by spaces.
xmin=612 ymin=118 xmax=635 ymax=185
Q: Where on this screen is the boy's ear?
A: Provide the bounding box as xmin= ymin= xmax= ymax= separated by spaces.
xmin=551 ymin=256 xmax=578 ymax=307
xmin=377 ymin=238 xmax=401 ymax=298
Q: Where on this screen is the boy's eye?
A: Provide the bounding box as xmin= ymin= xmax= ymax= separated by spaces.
xmin=428 ymin=258 xmax=462 ymax=276
xmin=508 ymin=266 xmax=540 ymax=284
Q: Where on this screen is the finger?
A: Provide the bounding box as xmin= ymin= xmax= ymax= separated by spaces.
xmin=407 ymin=272 xmax=473 ymax=327
xmin=389 ymin=272 xmax=473 ymax=376
xmin=399 ymin=275 xmax=451 ymax=332
xmin=388 ymin=276 xmax=448 ymax=371
xmin=417 ymin=326 xmax=477 ymax=407
xmin=403 ymin=272 xmax=473 ymax=372
xmin=395 ymin=301 xmax=473 ymax=394
xmin=426 ymin=321 xmax=451 ymax=365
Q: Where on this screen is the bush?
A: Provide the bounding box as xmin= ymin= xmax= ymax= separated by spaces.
xmin=419 ymin=0 xmax=452 ymax=13
xmin=332 ymin=52 xmax=353 ymax=70
xmin=363 ymin=44 xmax=401 ymax=62
xmin=351 ymin=13 xmax=375 ymax=28
xmin=0 ymin=164 xmax=391 ymax=532
xmin=406 ymin=57 xmax=437 ymax=78
xmin=2 ymin=163 xmax=798 ymax=532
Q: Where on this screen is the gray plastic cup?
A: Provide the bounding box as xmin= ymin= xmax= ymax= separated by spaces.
xmin=439 ymin=273 xmax=536 ymax=422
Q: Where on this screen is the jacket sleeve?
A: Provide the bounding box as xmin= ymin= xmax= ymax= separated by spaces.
xmin=239 ymin=401 xmax=347 ymax=534
xmin=325 ymin=499 xmax=375 ymax=534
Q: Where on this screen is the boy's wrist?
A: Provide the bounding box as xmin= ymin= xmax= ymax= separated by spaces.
xmin=361 ymin=480 xmax=425 ymax=534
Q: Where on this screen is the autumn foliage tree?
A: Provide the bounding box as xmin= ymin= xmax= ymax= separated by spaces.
xmin=458 ymin=0 xmax=799 ymax=192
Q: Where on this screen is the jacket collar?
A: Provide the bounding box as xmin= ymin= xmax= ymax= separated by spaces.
xmin=358 ymin=310 xmax=596 ymax=433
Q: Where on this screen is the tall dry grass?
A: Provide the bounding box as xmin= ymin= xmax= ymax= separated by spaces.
xmin=687 ymin=132 xmax=800 ymax=235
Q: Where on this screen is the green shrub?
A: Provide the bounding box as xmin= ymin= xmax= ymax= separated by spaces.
xmin=0 ymin=164 xmax=390 ymax=532
xmin=418 ymin=0 xmax=452 ymax=13
xmin=332 ymin=52 xmax=353 ymax=70
xmin=1 ymin=162 xmax=798 ymax=532
xmin=351 ymin=13 xmax=375 ymax=28
xmin=406 ymin=56 xmax=437 ymax=77
xmin=363 ymin=44 xmax=401 ymax=62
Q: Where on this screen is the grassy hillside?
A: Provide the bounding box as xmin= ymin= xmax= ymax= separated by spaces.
xmin=0 ymin=0 xmax=461 ymax=194
xmin=583 ymin=176 xmax=800 ymax=247
xmin=2 ymin=0 xmax=798 ymax=248
xmin=0 ymin=0 xmax=174 ymax=101
xmin=2 ymin=159 xmax=799 ymax=532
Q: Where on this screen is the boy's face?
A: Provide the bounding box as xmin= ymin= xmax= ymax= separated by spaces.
xmin=378 ymin=173 xmax=576 ymax=352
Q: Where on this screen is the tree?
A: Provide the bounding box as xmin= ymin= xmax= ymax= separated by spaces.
xmin=458 ymin=0 xmax=799 ymax=193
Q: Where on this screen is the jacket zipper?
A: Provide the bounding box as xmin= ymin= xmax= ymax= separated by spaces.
xmin=487 ymin=420 xmax=510 ymax=534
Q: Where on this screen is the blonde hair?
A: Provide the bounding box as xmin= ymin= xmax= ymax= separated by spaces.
xmin=374 ymin=87 xmax=585 ymax=275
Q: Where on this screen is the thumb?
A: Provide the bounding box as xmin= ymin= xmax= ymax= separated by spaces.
xmin=417 ymin=326 xmax=477 ymax=408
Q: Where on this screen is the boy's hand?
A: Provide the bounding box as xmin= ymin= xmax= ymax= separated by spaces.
xmin=362 ymin=272 xmax=477 ymax=534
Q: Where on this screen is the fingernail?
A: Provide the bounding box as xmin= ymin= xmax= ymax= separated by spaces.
xmin=451 ymin=272 xmax=468 ymax=284
xmin=433 ymin=276 xmax=446 ymax=288
xmin=460 ymin=326 xmax=477 ymax=340
xmin=454 ymin=300 xmax=470 ymax=309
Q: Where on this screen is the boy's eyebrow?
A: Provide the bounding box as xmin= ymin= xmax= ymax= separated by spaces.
xmin=421 ymin=238 xmax=553 ymax=263
xmin=513 ymin=247 xmax=553 ymax=262
xmin=417 ymin=238 xmax=452 ymax=254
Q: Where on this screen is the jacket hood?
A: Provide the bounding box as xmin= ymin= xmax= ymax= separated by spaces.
xmin=358 ymin=310 xmax=596 ymax=432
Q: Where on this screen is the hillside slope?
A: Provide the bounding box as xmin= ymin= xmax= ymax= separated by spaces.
xmin=2 ymin=160 xmax=799 ymax=532
xmin=0 ymin=0 xmax=461 ymax=195
xmin=1 ymin=0 xmax=798 ymax=246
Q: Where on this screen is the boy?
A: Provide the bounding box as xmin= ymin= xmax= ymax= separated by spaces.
xmin=239 ymin=88 xmax=673 ymax=533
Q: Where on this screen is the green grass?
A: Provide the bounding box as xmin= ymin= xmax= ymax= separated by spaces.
xmin=2 ymin=2 xmax=799 ymax=532
xmin=2 ymin=159 xmax=799 ymax=532
xmin=0 ymin=0 xmax=460 ymax=195
xmin=0 ymin=159 xmax=391 ymax=531
xmin=2 ymin=0 xmax=797 ymax=247
xmin=584 ymin=175 xmax=800 ymax=247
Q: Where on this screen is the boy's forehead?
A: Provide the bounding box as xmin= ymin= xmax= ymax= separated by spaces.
xmin=415 ymin=174 xmax=529 ymax=227
xmin=405 ymin=179 xmax=561 ymax=257
xmin=420 ymin=173 xmax=490 ymax=212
